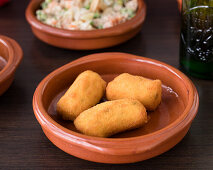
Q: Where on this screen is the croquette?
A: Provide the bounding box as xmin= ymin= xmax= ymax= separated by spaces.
xmin=106 ymin=73 xmax=162 ymax=111
xmin=57 ymin=70 xmax=106 ymax=120
xmin=74 ymin=99 xmax=148 ymax=137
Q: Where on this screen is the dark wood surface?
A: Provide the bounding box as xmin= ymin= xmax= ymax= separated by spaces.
xmin=0 ymin=0 xmax=212 ymax=169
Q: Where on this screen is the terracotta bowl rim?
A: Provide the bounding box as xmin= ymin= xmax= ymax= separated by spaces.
xmin=25 ymin=0 xmax=146 ymax=39
xmin=0 ymin=35 xmax=23 ymax=83
xmin=33 ymin=52 xmax=199 ymax=152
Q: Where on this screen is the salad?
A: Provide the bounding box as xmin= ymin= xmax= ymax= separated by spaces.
xmin=36 ymin=0 xmax=138 ymax=30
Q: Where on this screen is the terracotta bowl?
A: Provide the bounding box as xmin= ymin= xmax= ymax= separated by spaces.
xmin=0 ymin=35 xmax=23 ymax=95
xmin=25 ymin=0 xmax=146 ymax=50
xmin=33 ymin=52 xmax=199 ymax=164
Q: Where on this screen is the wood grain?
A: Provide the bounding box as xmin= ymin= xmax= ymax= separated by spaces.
xmin=0 ymin=0 xmax=212 ymax=169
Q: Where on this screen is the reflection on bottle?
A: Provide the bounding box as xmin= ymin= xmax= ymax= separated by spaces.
xmin=180 ymin=1 xmax=213 ymax=79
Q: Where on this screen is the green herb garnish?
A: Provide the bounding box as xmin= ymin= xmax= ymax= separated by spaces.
xmin=84 ymin=4 xmax=90 ymax=10
xmin=93 ymin=12 xmax=101 ymax=19
xmin=36 ymin=10 xmax=47 ymax=21
xmin=90 ymin=21 xmax=103 ymax=29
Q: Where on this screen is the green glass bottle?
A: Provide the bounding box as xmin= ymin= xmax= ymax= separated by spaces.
xmin=180 ymin=0 xmax=213 ymax=79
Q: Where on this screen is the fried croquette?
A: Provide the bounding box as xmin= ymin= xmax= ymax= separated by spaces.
xmin=57 ymin=70 xmax=106 ymax=120
xmin=74 ymin=99 xmax=148 ymax=137
xmin=106 ymin=73 xmax=162 ymax=111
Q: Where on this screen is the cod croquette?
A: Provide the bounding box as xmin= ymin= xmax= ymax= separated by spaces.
xmin=74 ymin=99 xmax=148 ymax=137
xmin=57 ymin=70 xmax=106 ymax=120
xmin=106 ymin=73 xmax=162 ymax=111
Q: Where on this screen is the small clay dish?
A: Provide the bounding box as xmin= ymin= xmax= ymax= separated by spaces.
xmin=0 ymin=35 xmax=23 ymax=95
xmin=33 ymin=52 xmax=199 ymax=164
xmin=25 ymin=0 xmax=146 ymax=50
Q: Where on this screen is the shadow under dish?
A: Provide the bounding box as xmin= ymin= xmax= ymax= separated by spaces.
xmin=48 ymin=74 xmax=184 ymax=138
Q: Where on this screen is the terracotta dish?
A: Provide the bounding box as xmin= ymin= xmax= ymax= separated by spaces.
xmin=0 ymin=35 xmax=23 ymax=95
xmin=25 ymin=0 xmax=146 ymax=50
xmin=33 ymin=52 xmax=199 ymax=163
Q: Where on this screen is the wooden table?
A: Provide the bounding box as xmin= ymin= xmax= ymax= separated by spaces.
xmin=0 ymin=0 xmax=212 ymax=169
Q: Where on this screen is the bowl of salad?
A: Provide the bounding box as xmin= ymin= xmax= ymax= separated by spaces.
xmin=26 ymin=0 xmax=146 ymax=50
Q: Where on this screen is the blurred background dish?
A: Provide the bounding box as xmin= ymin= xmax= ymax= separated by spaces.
xmin=33 ymin=52 xmax=199 ymax=164
xmin=26 ymin=0 xmax=146 ymax=50
xmin=0 ymin=35 xmax=23 ymax=95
